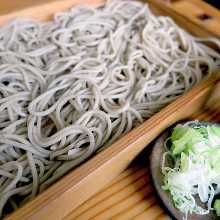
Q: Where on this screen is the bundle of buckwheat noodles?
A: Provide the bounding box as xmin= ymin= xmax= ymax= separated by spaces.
xmin=0 ymin=0 xmax=219 ymax=217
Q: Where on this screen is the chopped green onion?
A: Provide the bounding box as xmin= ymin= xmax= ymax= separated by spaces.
xmin=162 ymin=122 xmax=220 ymax=220
xmin=214 ymin=199 xmax=220 ymax=216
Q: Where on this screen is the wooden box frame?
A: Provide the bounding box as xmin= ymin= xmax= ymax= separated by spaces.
xmin=0 ymin=1 xmax=219 ymax=219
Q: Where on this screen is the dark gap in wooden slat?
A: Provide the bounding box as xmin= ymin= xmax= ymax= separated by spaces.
xmin=197 ymin=13 xmax=213 ymax=21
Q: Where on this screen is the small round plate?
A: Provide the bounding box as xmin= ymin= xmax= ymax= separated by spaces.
xmin=149 ymin=121 xmax=219 ymax=220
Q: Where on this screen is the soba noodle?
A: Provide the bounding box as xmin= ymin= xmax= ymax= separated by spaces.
xmin=0 ymin=0 xmax=219 ymax=217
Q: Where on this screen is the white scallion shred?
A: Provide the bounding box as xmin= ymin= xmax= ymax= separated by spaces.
xmin=162 ymin=122 xmax=220 ymax=220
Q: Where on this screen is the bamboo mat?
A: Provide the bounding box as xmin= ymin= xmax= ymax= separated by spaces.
xmin=64 ymin=109 xmax=220 ymax=220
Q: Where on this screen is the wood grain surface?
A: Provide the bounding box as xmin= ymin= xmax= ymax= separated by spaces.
xmin=0 ymin=0 xmax=104 ymax=26
xmin=148 ymin=0 xmax=220 ymax=37
xmin=172 ymin=0 xmax=220 ymax=37
xmin=0 ymin=0 xmax=55 ymax=14
xmin=1 ymin=0 xmax=219 ymax=37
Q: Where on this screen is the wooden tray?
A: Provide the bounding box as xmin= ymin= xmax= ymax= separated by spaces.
xmin=0 ymin=1 xmax=219 ymax=219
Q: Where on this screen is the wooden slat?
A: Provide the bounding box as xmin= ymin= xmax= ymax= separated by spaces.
xmin=148 ymin=0 xmax=220 ymax=38
xmin=0 ymin=0 xmax=56 ymax=15
xmin=0 ymin=0 xmax=104 ymax=25
xmin=172 ymin=0 xmax=220 ymax=37
xmin=65 ymin=165 xmax=165 ymax=220
xmin=67 ymin=168 xmax=149 ymax=218
xmin=110 ymin=196 xmax=157 ymax=220
xmin=156 ymin=213 xmax=172 ymax=220
xmin=133 ymin=205 xmax=164 ymax=220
